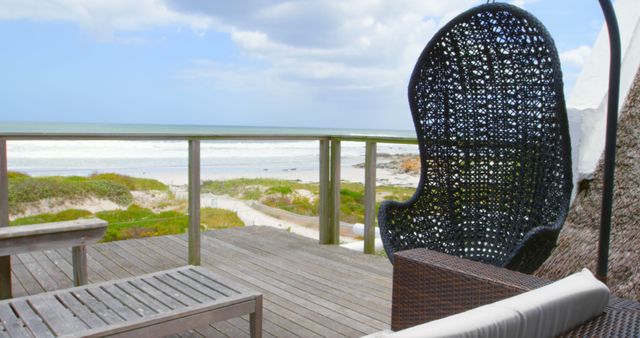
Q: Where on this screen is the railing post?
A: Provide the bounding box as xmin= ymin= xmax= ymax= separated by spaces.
xmin=188 ymin=139 xmax=201 ymax=266
xmin=329 ymin=139 xmax=341 ymax=245
xmin=319 ymin=139 xmax=331 ymax=244
xmin=364 ymin=142 xmax=377 ymax=254
xmin=0 ymin=140 xmax=10 ymax=299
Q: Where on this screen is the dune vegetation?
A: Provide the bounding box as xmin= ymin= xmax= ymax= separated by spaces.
xmin=8 ymin=172 xmax=135 ymax=210
xmin=8 ymin=172 xmax=243 ymax=242
xmin=202 ymin=178 xmax=416 ymax=224
xmin=8 ymin=172 xmax=416 ymax=242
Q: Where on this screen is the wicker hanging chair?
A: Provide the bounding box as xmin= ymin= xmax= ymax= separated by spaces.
xmin=378 ymin=2 xmax=572 ymax=274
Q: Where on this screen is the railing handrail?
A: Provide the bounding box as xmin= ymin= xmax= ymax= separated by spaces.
xmin=0 ymin=122 xmax=418 ymax=144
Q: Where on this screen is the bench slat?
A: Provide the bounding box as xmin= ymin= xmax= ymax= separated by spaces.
xmin=0 ymin=327 xmax=10 ymax=338
xmin=127 ymin=280 xmax=184 ymax=311
xmin=86 ymin=288 xmax=140 ymax=321
xmin=180 ymin=269 xmax=237 ymax=298
xmin=71 ymin=290 xmax=124 ymax=325
xmin=29 ymin=296 xmax=88 ymax=336
xmin=142 ymin=277 xmax=199 ymax=307
xmin=101 ymin=284 xmax=156 ymax=317
xmin=56 ymin=293 xmax=106 ymax=329
xmin=0 ymin=304 xmax=31 ymax=338
xmin=115 ymin=282 xmax=172 ymax=314
xmin=153 ymin=275 xmax=213 ymax=304
xmin=10 ymin=300 xmax=53 ymax=337
xmin=169 ymin=271 xmax=229 ymax=300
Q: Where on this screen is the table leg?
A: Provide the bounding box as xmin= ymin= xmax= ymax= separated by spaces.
xmin=72 ymin=245 xmax=88 ymax=286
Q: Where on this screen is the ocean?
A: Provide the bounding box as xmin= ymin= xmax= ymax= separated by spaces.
xmin=7 ymin=140 xmax=420 ymax=185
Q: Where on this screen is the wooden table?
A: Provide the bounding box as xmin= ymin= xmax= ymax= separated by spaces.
xmin=0 ymin=218 xmax=107 ymax=297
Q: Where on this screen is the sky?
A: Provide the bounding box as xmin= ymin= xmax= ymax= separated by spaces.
xmin=0 ymin=0 xmax=604 ymax=130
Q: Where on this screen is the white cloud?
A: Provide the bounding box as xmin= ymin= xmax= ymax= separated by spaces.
xmin=170 ymin=0 xmax=473 ymax=92
xmin=0 ymin=0 xmax=213 ymax=40
xmin=0 ymin=0 xmax=479 ymax=90
xmin=560 ymin=45 xmax=592 ymax=68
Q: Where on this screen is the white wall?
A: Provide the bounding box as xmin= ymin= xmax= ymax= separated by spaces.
xmin=567 ymin=0 xmax=640 ymax=183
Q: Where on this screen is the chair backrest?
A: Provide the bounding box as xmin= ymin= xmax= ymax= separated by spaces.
xmin=406 ymin=3 xmax=572 ymax=270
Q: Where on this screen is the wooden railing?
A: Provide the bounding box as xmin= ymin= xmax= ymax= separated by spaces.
xmin=0 ymin=123 xmax=418 ymax=298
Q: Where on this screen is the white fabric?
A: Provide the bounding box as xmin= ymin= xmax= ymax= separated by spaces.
xmin=363 ymin=269 xmax=609 ymax=338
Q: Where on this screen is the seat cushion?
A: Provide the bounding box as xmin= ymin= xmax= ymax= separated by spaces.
xmin=364 ymin=269 xmax=609 ymax=338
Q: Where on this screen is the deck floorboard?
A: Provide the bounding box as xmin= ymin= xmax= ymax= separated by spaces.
xmin=9 ymin=226 xmax=392 ymax=337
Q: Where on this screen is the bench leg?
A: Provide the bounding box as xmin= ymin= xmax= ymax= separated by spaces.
xmin=72 ymin=245 xmax=88 ymax=286
xmin=250 ymin=295 xmax=262 ymax=338
xmin=0 ymin=256 xmax=10 ymax=299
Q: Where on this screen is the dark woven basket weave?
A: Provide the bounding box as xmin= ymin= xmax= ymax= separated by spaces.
xmin=379 ymin=3 xmax=572 ymax=274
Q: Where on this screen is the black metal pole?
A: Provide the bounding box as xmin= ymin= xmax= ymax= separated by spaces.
xmin=596 ymin=0 xmax=621 ymax=283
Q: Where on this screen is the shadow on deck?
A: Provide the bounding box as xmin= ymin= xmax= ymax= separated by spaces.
xmin=9 ymin=226 xmax=392 ymax=337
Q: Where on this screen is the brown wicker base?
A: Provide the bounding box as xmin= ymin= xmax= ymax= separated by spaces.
xmin=392 ymin=249 xmax=640 ymax=337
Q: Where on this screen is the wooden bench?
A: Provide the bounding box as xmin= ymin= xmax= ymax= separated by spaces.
xmin=0 ymin=266 xmax=262 ymax=337
xmin=0 ymin=218 xmax=108 ymax=290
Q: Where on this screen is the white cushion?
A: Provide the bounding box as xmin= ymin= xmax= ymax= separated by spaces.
xmin=363 ymin=269 xmax=609 ymax=338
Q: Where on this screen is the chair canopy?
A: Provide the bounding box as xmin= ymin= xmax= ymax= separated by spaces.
xmin=378 ymin=2 xmax=572 ymax=273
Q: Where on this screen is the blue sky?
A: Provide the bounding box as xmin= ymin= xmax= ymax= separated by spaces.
xmin=0 ymin=0 xmax=603 ymax=130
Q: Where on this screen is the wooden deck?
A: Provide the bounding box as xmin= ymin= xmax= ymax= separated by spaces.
xmin=8 ymin=226 xmax=392 ymax=337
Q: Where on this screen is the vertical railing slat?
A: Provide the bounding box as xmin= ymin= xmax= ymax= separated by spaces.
xmin=330 ymin=139 xmax=341 ymax=245
xmin=0 ymin=140 xmax=11 ymax=299
xmin=364 ymin=142 xmax=377 ymax=254
xmin=188 ymin=139 xmax=201 ymax=266
xmin=319 ymin=139 xmax=331 ymax=244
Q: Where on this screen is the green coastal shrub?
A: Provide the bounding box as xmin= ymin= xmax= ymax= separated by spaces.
xmin=96 ymin=205 xmax=188 ymax=242
xmin=242 ymin=188 xmax=263 ymax=200
xmin=84 ymin=179 xmax=134 ymax=205
xmin=263 ymin=195 xmax=318 ymax=216
xmin=265 ymin=185 xmax=293 ymax=195
xmin=201 ymin=177 xmax=416 ymax=224
xmin=8 ymin=172 xmax=133 ymax=209
xmin=7 ymin=171 xmax=29 ymax=181
xmin=10 ymin=209 xmax=93 ymax=226
xmin=89 ymin=173 xmax=168 ymax=191
xmin=202 ymin=178 xmax=319 ymax=197
xmin=96 ymin=205 xmax=244 ymax=242
xmin=201 ymin=208 xmax=244 ymax=229
xmin=9 ymin=205 xmax=244 ymax=242
xmin=340 ymin=188 xmax=365 ymax=223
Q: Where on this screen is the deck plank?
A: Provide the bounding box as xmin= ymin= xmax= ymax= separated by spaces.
xmin=157 ymin=232 xmax=387 ymax=337
xmin=10 ymin=226 xmax=392 ymax=337
xmin=164 ymin=233 xmax=390 ymax=322
xmin=154 ymin=236 xmax=372 ymax=336
xmin=11 ymin=262 xmax=44 ymax=296
xmin=144 ymin=238 xmax=350 ymax=337
xmin=198 ymin=235 xmax=390 ymax=317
